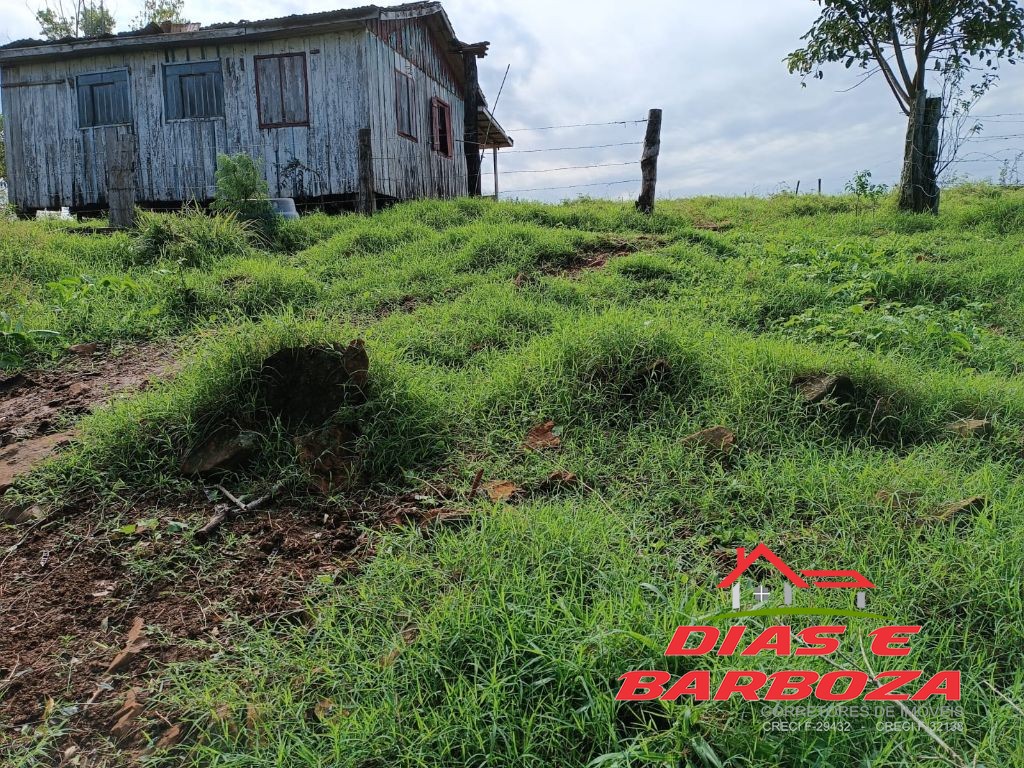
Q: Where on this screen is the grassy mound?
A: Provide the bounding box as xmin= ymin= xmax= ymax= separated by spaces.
xmin=3 ymin=187 xmax=1024 ymax=767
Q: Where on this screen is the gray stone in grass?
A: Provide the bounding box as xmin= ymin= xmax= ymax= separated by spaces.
xmin=1 ymin=502 xmax=47 ymax=524
xmin=181 ymin=429 xmax=261 ymax=476
xmin=791 ymin=373 xmax=854 ymax=405
xmin=68 ymin=342 xmax=99 ymax=356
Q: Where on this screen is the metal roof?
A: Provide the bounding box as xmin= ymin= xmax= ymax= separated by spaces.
xmin=0 ymin=3 xmax=453 ymax=62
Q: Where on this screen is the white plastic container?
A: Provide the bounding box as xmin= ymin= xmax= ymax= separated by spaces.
xmin=269 ymin=198 xmax=300 ymax=220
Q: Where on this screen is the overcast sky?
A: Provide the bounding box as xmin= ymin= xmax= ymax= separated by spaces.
xmin=4 ymin=0 xmax=1024 ymax=201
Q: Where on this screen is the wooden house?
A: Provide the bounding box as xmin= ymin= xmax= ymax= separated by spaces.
xmin=0 ymin=2 xmax=513 ymax=213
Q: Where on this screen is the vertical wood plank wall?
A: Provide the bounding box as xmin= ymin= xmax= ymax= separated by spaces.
xmin=0 ymin=17 xmax=469 ymax=210
xmin=365 ymin=19 xmax=467 ymax=200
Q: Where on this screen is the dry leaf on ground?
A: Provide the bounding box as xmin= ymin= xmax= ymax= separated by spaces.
xmin=524 ymin=420 xmax=561 ymax=451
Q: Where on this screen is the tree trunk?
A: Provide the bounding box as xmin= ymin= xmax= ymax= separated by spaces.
xmin=898 ymin=91 xmax=941 ymax=214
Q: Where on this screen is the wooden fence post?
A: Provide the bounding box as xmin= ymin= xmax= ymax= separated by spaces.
xmin=492 ymin=148 xmax=499 ymax=200
xmin=635 ymin=108 xmax=662 ymax=214
xmin=818 ymin=178 xmax=822 ymax=195
xmin=357 ymin=128 xmax=376 ymax=215
xmin=107 ymin=134 xmax=137 ymax=229
xmin=795 ymin=180 xmax=801 ymax=195
xmin=462 ymin=48 xmax=483 ymax=197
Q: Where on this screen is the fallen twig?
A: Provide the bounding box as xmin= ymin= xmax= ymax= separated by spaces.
xmin=468 ymin=468 xmax=484 ymax=500
xmin=216 ymin=484 xmax=247 ymax=512
xmin=194 ymin=505 xmax=231 ymax=543
xmin=195 ymin=482 xmax=285 ymax=543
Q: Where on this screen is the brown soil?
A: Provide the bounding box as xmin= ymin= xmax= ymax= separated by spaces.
xmin=541 ymin=234 xmax=669 ymax=280
xmin=0 ymin=343 xmax=469 ymax=764
xmin=1 ymin=343 xmax=176 ymax=493
xmin=0 ymin=487 xmax=454 ymax=764
xmin=0 ymin=348 xmax=399 ymax=765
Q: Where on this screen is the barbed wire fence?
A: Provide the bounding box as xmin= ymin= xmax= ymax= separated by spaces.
xmin=159 ymin=115 xmax=652 ymax=211
xmin=39 ymin=108 xmax=1024 ymax=216
xmin=469 ymin=116 xmax=649 ymax=198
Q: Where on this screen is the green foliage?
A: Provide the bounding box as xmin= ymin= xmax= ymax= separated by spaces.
xmin=131 ymin=0 xmax=185 ymax=29
xmin=133 ymin=206 xmax=253 ymax=268
xmin=787 ymin=1 xmax=1024 ymax=107
xmin=0 ymin=311 xmax=59 ymax=369
xmin=7 ymin=189 xmax=1024 ymax=765
xmin=844 ymin=169 xmax=889 ymax=204
xmin=35 ymin=0 xmax=115 ymax=39
xmin=787 ymin=1 xmax=1024 ymax=212
xmin=212 ymin=153 xmax=278 ymax=240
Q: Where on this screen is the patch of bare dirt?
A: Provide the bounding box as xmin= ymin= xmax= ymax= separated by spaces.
xmin=0 ymin=487 xmax=462 ymax=762
xmin=514 ymin=234 xmax=669 ymax=285
xmin=0 ymin=343 xmax=176 ymax=494
xmin=691 ymin=218 xmax=732 ymax=232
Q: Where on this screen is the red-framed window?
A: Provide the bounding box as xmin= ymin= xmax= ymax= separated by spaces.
xmin=430 ymin=97 xmax=453 ymax=157
xmin=255 ymin=53 xmax=309 ymax=128
xmin=395 ymin=69 xmax=416 ymax=140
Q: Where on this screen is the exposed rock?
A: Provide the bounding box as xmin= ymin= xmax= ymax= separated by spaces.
xmin=108 ymin=689 xmax=145 ymax=740
xmin=791 ymin=373 xmax=854 ymax=405
xmin=152 ymin=724 xmax=183 ymax=752
xmin=106 ymin=616 xmax=149 ymax=675
xmin=682 ymin=425 xmax=736 ymax=455
xmin=1 ymin=502 xmax=47 ymax=525
xmin=294 ymin=423 xmax=361 ymax=495
xmin=944 ymin=418 xmax=991 ymax=438
xmin=258 ymin=341 xmax=368 ymax=429
xmin=68 ymin=342 xmax=99 ymax=356
xmin=180 ymin=430 xmax=260 ymax=476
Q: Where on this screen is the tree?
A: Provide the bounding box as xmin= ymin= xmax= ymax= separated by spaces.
xmin=787 ymin=1 xmax=1024 ymax=213
xmin=132 ymin=0 xmax=186 ymax=30
xmin=35 ymin=0 xmax=115 ymax=39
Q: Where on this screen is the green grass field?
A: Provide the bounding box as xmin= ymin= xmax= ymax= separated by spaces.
xmin=3 ymin=187 xmax=1024 ymax=767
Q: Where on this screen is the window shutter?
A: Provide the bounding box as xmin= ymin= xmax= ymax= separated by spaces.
xmin=256 ymin=57 xmax=283 ymax=126
xmin=395 ymin=70 xmax=415 ymax=139
xmin=76 ymin=70 xmax=131 ymax=128
xmin=256 ymin=54 xmax=308 ymax=127
xmin=163 ymin=61 xmax=224 ymax=120
xmin=281 ymin=55 xmax=308 ymax=124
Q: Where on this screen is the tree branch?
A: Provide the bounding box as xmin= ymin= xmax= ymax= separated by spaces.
xmin=886 ymin=6 xmax=915 ymax=93
xmin=914 ymin=0 xmax=932 ymax=92
xmin=838 ymin=0 xmax=911 ymax=109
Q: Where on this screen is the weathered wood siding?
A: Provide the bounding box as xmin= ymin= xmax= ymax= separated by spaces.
xmin=365 ymin=19 xmax=468 ymax=200
xmin=0 ymin=29 xmax=373 ymax=209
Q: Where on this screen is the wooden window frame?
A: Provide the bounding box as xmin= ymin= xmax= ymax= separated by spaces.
xmin=395 ymin=69 xmax=417 ymax=142
xmin=76 ymin=68 xmax=132 ymax=129
xmin=254 ymin=52 xmax=310 ymax=129
xmin=430 ymin=97 xmax=453 ymax=158
xmin=162 ymin=60 xmax=225 ymax=122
